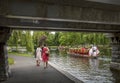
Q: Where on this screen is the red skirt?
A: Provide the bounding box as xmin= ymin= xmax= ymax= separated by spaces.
xmin=42 ymin=53 xmax=49 ymax=62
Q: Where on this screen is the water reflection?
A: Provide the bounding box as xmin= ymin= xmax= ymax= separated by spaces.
xmin=89 ymin=58 xmax=99 ymax=71
xmin=49 ymin=51 xmax=115 ymax=83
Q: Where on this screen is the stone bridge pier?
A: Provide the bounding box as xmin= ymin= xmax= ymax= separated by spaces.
xmin=0 ymin=27 xmax=12 ymax=82
xmin=106 ymin=33 xmax=120 ymax=82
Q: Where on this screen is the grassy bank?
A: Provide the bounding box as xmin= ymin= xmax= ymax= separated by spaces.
xmin=8 ymin=52 xmax=34 ymax=65
xmin=8 ymin=58 xmax=14 ymax=65
xmin=8 ymin=52 xmax=33 ymax=57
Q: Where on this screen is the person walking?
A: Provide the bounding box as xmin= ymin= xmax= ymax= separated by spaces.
xmin=42 ymin=44 xmax=50 ymax=69
xmin=36 ymin=45 xmax=42 ymax=66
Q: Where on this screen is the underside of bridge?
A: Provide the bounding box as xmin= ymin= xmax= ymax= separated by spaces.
xmin=0 ymin=0 xmax=120 ymax=82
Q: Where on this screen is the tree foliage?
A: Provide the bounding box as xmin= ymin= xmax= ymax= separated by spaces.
xmin=25 ymin=31 xmax=34 ymax=52
xmin=7 ymin=30 xmax=34 ymax=52
xmin=7 ymin=30 xmax=110 ymax=52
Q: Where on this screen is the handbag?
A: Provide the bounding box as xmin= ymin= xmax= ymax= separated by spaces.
xmin=45 ymin=51 xmax=49 ymax=56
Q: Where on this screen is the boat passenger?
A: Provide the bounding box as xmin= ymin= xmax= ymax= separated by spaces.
xmin=89 ymin=45 xmax=100 ymax=57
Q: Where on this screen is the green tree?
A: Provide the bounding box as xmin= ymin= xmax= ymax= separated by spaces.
xmin=8 ymin=31 xmax=110 ymax=52
xmin=33 ymin=31 xmax=48 ymax=46
xmin=25 ymin=31 xmax=34 ymax=52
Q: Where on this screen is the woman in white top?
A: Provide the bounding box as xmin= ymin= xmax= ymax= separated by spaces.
xmin=36 ymin=45 xmax=42 ymax=66
xmin=89 ymin=45 xmax=100 ymax=57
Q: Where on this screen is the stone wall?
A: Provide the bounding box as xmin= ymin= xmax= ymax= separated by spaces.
xmin=105 ymin=33 xmax=120 ymax=82
xmin=0 ymin=0 xmax=9 ymax=15
xmin=1 ymin=0 xmax=120 ymax=23
xmin=0 ymin=27 xmax=12 ymax=82
xmin=0 ymin=43 xmax=9 ymax=82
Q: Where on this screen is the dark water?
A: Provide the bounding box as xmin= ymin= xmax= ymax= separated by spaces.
xmin=49 ymin=51 xmax=115 ymax=83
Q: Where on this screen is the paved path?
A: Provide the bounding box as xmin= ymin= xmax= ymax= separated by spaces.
xmin=2 ymin=55 xmax=83 ymax=83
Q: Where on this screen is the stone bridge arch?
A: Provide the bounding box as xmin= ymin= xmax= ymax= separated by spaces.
xmin=0 ymin=0 xmax=120 ymax=82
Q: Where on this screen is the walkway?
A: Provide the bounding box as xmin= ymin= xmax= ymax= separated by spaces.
xmin=2 ymin=55 xmax=83 ymax=83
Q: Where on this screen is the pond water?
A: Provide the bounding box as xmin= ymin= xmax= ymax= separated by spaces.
xmin=49 ymin=51 xmax=115 ymax=83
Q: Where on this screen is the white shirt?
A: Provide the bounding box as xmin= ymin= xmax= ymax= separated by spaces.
xmin=36 ymin=47 xmax=42 ymax=60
